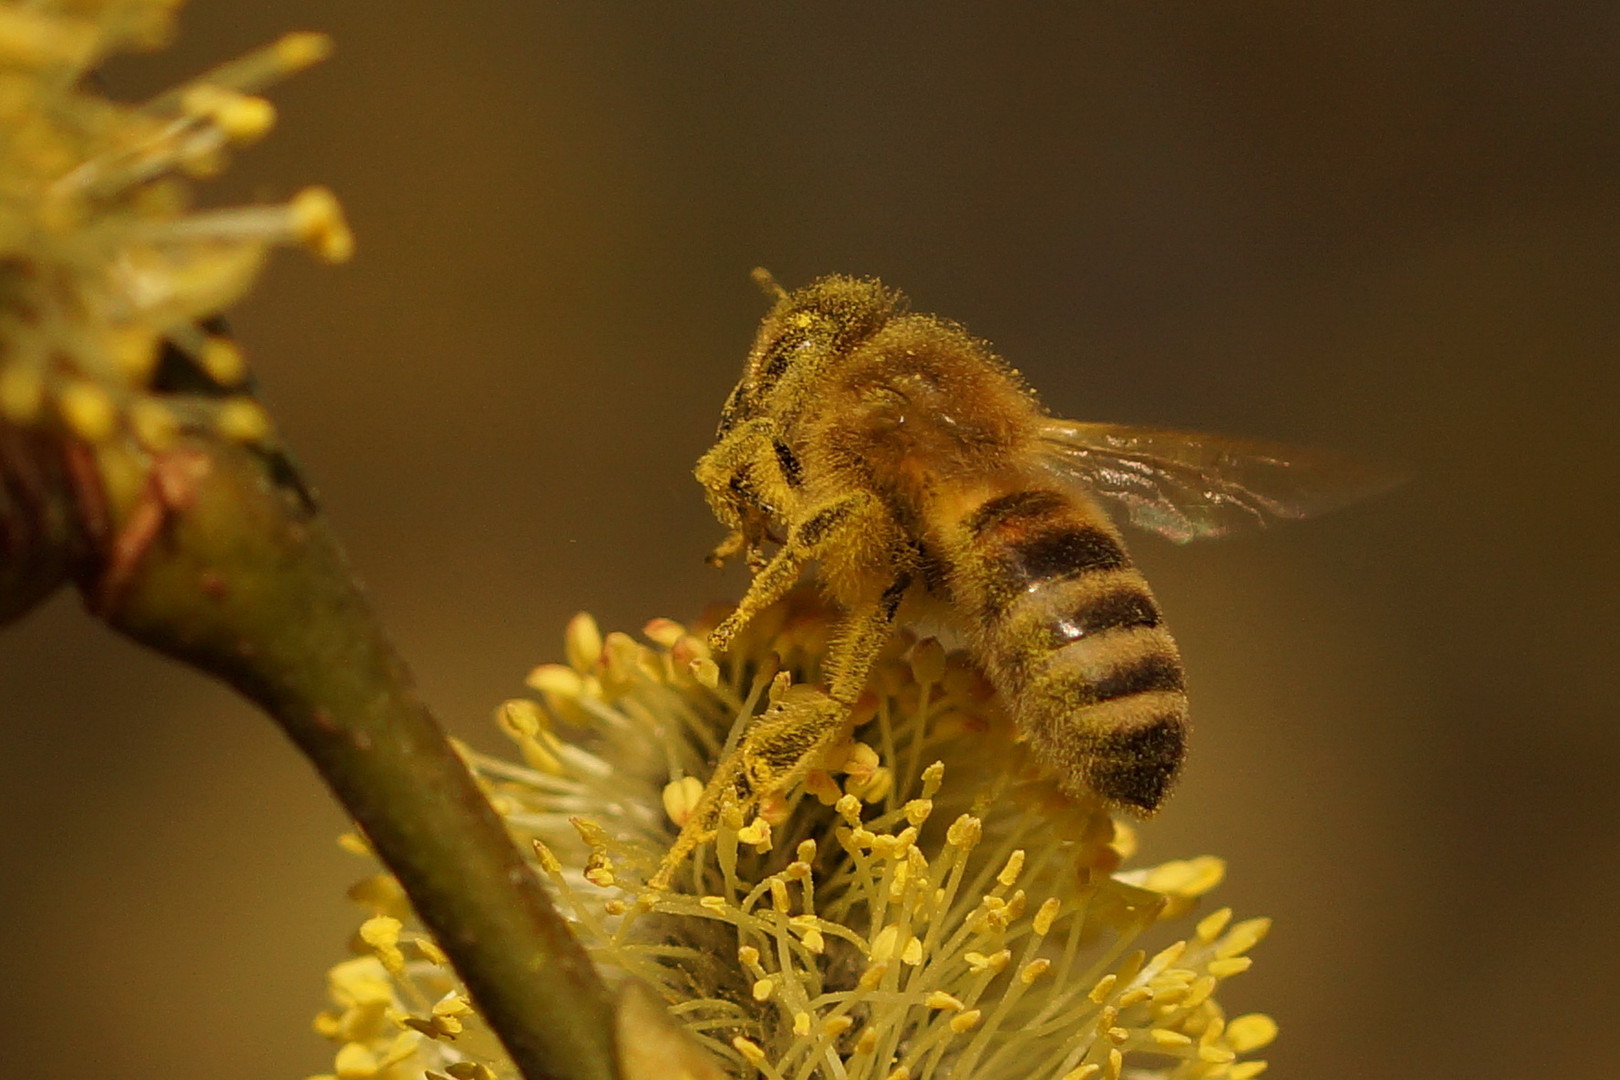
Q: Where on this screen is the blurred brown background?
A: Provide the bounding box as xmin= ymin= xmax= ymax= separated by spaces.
xmin=3 ymin=3 xmax=1617 ymax=1078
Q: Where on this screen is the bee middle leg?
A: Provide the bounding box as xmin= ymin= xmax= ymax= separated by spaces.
xmin=707 ymin=490 xmax=884 ymax=653
xmin=653 ymin=494 xmax=909 ymax=888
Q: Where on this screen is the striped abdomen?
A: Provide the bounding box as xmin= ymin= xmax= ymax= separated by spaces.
xmin=953 ymin=488 xmax=1188 ymax=811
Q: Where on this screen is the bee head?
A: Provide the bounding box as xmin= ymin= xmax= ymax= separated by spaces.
xmin=715 ymin=274 xmax=902 ymax=435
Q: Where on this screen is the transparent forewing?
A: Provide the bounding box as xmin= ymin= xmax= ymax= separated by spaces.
xmin=1037 ymin=420 xmax=1400 ymax=543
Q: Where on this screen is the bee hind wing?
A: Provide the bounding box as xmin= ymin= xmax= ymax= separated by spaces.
xmin=1036 ymin=419 xmax=1404 ymax=543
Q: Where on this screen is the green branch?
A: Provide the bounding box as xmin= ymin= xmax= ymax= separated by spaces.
xmin=78 ymin=432 xmax=619 ymax=1080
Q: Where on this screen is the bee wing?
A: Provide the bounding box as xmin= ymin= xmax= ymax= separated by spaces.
xmin=1037 ymin=419 xmax=1402 ymax=543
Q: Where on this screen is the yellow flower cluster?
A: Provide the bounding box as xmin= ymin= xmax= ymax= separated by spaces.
xmin=0 ymin=0 xmax=348 ymax=454
xmin=314 ymin=589 xmax=1278 ymax=1080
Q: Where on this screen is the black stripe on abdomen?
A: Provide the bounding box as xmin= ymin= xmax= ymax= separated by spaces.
xmin=980 ymin=524 xmax=1129 ymax=616
xmin=1085 ymin=712 xmax=1187 ymax=812
xmin=1044 ymin=589 xmax=1161 ymax=647
xmin=1078 ymin=650 xmax=1185 ymax=705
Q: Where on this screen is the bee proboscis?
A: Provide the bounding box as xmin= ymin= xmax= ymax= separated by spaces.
xmin=651 ymin=271 xmax=1390 ymax=888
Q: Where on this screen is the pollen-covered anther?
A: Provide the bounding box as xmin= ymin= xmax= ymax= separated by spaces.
xmin=413 ymin=937 xmax=448 ymax=965
xmin=58 ymin=380 xmax=117 ymax=442
xmin=964 ymin=948 xmax=1011 ymax=974
xmin=737 ymin=816 xmax=773 ymax=850
xmin=901 ymin=798 xmax=933 ymax=826
xmin=851 ymin=765 xmax=893 ymax=802
xmin=991 ymin=854 xmax=1030 ymax=887
xmin=858 ymin=960 xmax=889 ymax=992
xmin=1209 ymin=955 xmax=1254 ymax=978
xmin=731 ymin=1036 xmax=767 ymax=1066
xmin=1182 ymin=975 xmax=1218 ymax=1009
xmin=801 ymin=769 xmax=841 ymax=805
xmin=1020 ymin=958 xmax=1052 ymax=985
xmin=181 ymin=84 xmax=276 ymax=143
xmin=530 ymin=839 xmax=562 ymax=874
xmin=290 ymin=185 xmax=353 ymax=262
xmin=129 ymin=399 xmax=180 ymax=450
xmin=949 ymin=1009 xmax=982 ymax=1034
xmin=1088 ymin=973 xmax=1117 ymax=1004
xmin=1217 ymin=917 xmax=1273 ymax=959
xmin=941 ymin=813 xmax=981 ymax=852
xmin=1060 ymin=1066 xmax=1101 ymax=1080
xmin=1148 ymin=969 xmax=1193 ymax=995
xmin=583 ymin=854 xmax=615 ymax=888
xmin=1033 ymin=896 xmax=1061 ymax=936
xmin=1140 ymin=856 xmax=1226 ymax=898
xmin=1196 ymin=906 xmax=1234 ymax=944
xmin=842 ymin=741 xmax=880 ymax=782
xmin=1225 ymin=1013 xmax=1279 ymax=1053
xmin=1147 ymin=940 xmax=1188 ymax=973
xmin=566 ymin=614 xmax=604 ymax=673
xmin=751 ymin=977 xmax=774 ymax=1002
xmin=525 ymin=663 xmax=584 ymax=699
xmin=211 ymin=395 xmax=269 ymax=442
xmin=1150 ymin=1028 xmax=1193 ymax=1047
xmin=495 ymin=698 xmax=545 ymax=737
xmin=358 ymin=916 xmax=405 ymax=974
xmin=642 ymin=617 xmax=685 ymax=647
xmin=689 ymin=656 xmax=720 ymax=688
xmin=792 ymin=1011 xmax=812 ymax=1037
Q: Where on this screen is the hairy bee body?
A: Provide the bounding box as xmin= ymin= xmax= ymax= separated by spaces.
xmin=650 ymin=270 xmax=1381 ymax=886
xmin=698 ymin=274 xmax=1185 ymax=812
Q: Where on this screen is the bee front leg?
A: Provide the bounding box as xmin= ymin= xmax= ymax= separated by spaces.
xmin=706 ymin=528 xmax=747 ymax=568
xmin=708 ymin=538 xmax=811 ymax=654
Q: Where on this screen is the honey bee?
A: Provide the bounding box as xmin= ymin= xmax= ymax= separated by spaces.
xmin=652 ymin=271 xmax=1387 ymax=887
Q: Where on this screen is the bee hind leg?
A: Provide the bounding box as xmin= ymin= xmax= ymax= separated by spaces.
xmin=650 ymin=686 xmax=848 ymax=889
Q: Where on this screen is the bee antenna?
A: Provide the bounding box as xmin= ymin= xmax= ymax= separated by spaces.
xmin=750 ymin=267 xmax=788 ymax=301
